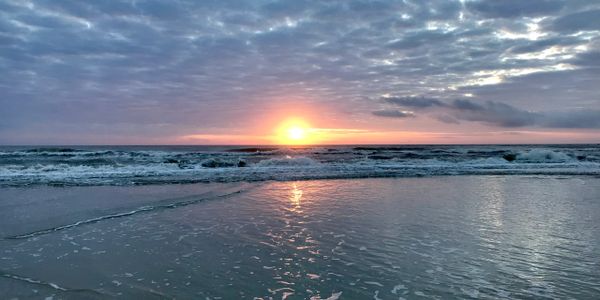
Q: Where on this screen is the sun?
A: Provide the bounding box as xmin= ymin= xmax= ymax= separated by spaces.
xmin=287 ymin=126 xmax=306 ymax=140
xmin=276 ymin=118 xmax=312 ymax=145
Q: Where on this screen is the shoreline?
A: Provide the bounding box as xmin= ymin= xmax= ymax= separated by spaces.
xmin=2 ymin=168 xmax=600 ymax=188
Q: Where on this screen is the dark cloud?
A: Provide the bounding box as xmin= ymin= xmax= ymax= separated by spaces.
xmin=450 ymin=99 xmax=485 ymax=111
xmin=385 ymin=96 xmax=446 ymax=108
xmin=549 ymin=9 xmax=600 ymax=32
xmin=380 ymin=96 xmax=536 ymax=127
xmin=449 ymin=99 xmax=537 ymax=127
xmin=466 ymin=0 xmax=565 ymax=18
xmin=372 ymin=109 xmax=415 ymax=118
xmin=459 ymin=68 xmax=600 ymax=110
xmin=380 ymin=96 xmax=600 ymax=128
xmin=387 ymin=30 xmax=454 ymax=50
xmin=508 ymin=37 xmax=581 ymax=54
xmin=435 ymin=114 xmax=460 ymax=124
xmin=539 ymin=110 xmax=600 ymax=128
xmin=570 ymin=51 xmax=600 ymax=68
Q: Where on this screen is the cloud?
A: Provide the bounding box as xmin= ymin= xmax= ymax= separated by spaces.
xmin=435 ymin=114 xmax=460 ymax=124
xmin=549 ymin=9 xmax=600 ymax=32
xmin=0 ymin=0 xmax=599 ymax=143
xmin=466 ymin=0 xmax=565 ymax=18
xmin=380 ymin=96 xmax=600 ymax=128
xmin=384 ymin=96 xmax=447 ymax=108
xmin=387 ymin=30 xmax=454 ymax=50
xmin=379 ymin=96 xmax=537 ymax=127
xmin=508 ymin=37 xmax=581 ymax=54
xmin=449 ymin=99 xmax=537 ymax=127
xmin=372 ymin=109 xmax=415 ymax=118
xmin=450 ymin=99 xmax=484 ymax=111
xmin=570 ymin=51 xmax=600 ymax=68
xmin=540 ymin=110 xmax=600 ymax=128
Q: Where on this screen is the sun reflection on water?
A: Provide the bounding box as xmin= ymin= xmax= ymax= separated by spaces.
xmin=290 ymin=183 xmax=303 ymax=208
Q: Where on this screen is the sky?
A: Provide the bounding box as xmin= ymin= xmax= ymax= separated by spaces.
xmin=1 ymin=0 xmax=599 ymax=145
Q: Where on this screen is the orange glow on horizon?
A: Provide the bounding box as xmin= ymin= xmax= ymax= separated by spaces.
xmin=276 ymin=118 xmax=313 ymax=145
xmin=176 ymin=129 xmax=600 ymax=145
xmin=175 ymin=106 xmax=600 ymax=145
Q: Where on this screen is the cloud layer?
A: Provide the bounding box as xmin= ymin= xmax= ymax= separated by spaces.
xmin=379 ymin=96 xmax=600 ymax=128
xmin=0 ymin=0 xmax=599 ymax=143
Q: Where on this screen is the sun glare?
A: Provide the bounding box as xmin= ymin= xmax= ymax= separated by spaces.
xmin=288 ymin=126 xmax=306 ymax=140
xmin=276 ymin=118 xmax=312 ymax=145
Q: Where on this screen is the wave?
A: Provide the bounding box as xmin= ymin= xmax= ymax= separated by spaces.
xmin=24 ymin=147 xmax=83 ymax=153
xmin=200 ymin=158 xmax=246 ymax=168
xmin=514 ymin=149 xmax=575 ymax=163
xmin=3 ymin=189 xmax=244 ymax=240
xmin=255 ymin=156 xmax=319 ymax=167
xmin=1 ymin=145 xmax=598 ymax=186
xmin=1 ymin=271 xmax=110 ymax=297
xmin=225 ymin=147 xmax=279 ymax=153
xmin=1 ymin=271 xmax=67 ymax=291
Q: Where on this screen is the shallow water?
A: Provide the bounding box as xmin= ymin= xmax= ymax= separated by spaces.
xmin=1 ymin=176 xmax=599 ymax=299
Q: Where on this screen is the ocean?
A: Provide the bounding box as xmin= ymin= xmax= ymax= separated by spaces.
xmin=1 ymin=145 xmax=600 ymax=299
xmin=1 ymin=144 xmax=599 ymax=186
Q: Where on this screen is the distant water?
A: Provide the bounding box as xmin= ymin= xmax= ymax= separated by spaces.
xmin=1 ymin=145 xmax=599 ymax=186
xmin=1 ymin=177 xmax=599 ymax=298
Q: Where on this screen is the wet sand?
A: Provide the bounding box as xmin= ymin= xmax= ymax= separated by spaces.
xmin=1 ymin=176 xmax=600 ymax=299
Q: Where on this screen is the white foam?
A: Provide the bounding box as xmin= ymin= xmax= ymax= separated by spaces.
xmin=255 ymin=156 xmax=320 ymax=167
xmin=311 ymin=291 xmax=342 ymax=300
xmin=374 ymin=290 xmax=383 ymax=300
xmin=1 ymin=146 xmax=599 ymax=186
xmin=365 ymin=281 xmax=384 ymax=287
xmin=391 ymin=284 xmax=406 ymax=294
xmin=516 ymin=149 xmax=574 ymax=163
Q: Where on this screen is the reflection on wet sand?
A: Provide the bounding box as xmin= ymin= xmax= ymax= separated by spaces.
xmin=1 ymin=177 xmax=599 ymax=299
xmin=290 ymin=183 xmax=303 ymax=209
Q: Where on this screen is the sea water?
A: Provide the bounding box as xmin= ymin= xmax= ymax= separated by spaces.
xmin=1 ymin=176 xmax=599 ymax=299
xmin=1 ymin=144 xmax=599 ymax=186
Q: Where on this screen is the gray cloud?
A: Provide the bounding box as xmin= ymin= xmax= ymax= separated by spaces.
xmin=435 ymin=114 xmax=460 ymax=124
xmin=508 ymin=37 xmax=581 ymax=54
xmin=380 ymin=96 xmax=536 ymax=127
xmin=540 ymin=110 xmax=600 ymax=128
xmin=550 ymin=9 xmax=600 ymax=32
xmin=571 ymin=51 xmax=600 ymax=68
xmin=0 ymin=0 xmax=599 ymax=143
xmin=385 ymin=96 xmax=446 ymax=108
xmin=466 ymin=0 xmax=565 ymax=18
xmin=449 ymin=99 xmax=537 ymax=127
xmin=380 ymin=96 xmax=600 ymax=128
xmin=372 ymin=109 xmax=415 ymax=118
xmin=387 ymin=30 xmax=454 ymax=50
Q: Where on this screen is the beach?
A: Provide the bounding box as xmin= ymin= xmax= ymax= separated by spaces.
xmin=4 ymin=0 xmax=600 ymax=298
xmin=2 ymin=176 xmax=599 ymax=299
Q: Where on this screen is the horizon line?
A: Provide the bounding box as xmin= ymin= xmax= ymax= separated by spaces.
xmin=1 ymin=142 xmax=598 ymax=147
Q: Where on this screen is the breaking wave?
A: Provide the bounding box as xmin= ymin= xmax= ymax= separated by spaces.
xmin=515 ymin=149 xmax=575 ymax=163
xmin=255 ymin=156 xmax=319 ymax=167
xmin=0 ymin=145 xmax=598 ymax=186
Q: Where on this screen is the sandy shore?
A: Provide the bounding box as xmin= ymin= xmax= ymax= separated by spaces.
xmin=1 ymin=176 xmax=599 ymax=299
